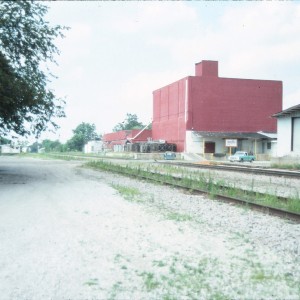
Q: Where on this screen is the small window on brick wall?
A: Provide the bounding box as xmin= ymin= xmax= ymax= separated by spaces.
xmin=267 ymin=142 xmax=271 ymax=150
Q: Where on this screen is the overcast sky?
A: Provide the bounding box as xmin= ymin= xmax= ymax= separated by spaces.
xmin=40 ymin=1 xmax=300 ymax=142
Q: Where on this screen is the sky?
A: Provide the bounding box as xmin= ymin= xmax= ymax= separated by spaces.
xmin=37 ymin=1 xmax=300 ymax=143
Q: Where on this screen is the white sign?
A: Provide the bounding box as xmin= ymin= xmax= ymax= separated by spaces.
xmin=225 ymin=139 xmax=238 ymax=147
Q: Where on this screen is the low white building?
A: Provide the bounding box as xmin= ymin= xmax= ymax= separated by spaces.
xmin=0 ymin=144 xmax=21 ymax=154
xmin=84 ymin=140 xmax=103 ymax=154
xmin=273 ymin=104 xmax=300 ymax=157
xmin=21 ymin=146 xmax=28 ymax=153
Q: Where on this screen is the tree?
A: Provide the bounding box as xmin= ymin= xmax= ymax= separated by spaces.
xmin=66 ymin=123 xmax=98 ymax=151
xmin=41 ymin=139 xmax=63 ymax=152
xmin=113 ymin=113 xmax=145 ymax=132
xmin=0 ymin=136 xmax=10 ymax=145
xmin=0 ymin=1 xmax=67 ymax=137
xmin=28 ymin=141 xmax=42 ymax=153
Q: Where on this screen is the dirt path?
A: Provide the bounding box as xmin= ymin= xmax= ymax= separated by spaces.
xmin=0 ymin=156 xmax=299 ymax=299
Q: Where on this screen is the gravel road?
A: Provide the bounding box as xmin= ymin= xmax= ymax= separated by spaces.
xmin=0 ymin=156 xmax=299 ymax=299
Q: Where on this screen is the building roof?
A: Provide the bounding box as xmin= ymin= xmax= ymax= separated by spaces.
xmin=272 ymin=104 xmax=300 ymax=118
xmin=193 ymin=131 xmax=276 ymax=139
xmin=103 ymin=129 xmax=152 ymax=142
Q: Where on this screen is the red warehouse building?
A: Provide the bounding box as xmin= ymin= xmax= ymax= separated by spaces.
xmin=103 ymin=129 xmax=152 ymax=152
xmin=152 ymin=60 xmax=282 ymax=155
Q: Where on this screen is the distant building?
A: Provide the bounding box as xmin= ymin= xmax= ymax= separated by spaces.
xmin=21 ymin=146 xmax=28 ymax=153
xmin=84 ymin=140 xmax=104 ymax=154
xmin=0 ymin=144 xmax=21 ymax=154
xmin=152 ymin=60 xmax=282 ymax=155
xmin=103 ymin=129 xmax=152 ymax=152
xmin=273 ymin=104 xmax=300 ymax=156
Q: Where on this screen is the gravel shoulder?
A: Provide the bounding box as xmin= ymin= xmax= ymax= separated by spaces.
xmin=0 ymin=156 xmax=299 ymax=299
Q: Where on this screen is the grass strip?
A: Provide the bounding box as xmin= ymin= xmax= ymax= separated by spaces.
xmin=271 ymin=163 xmax=300 ymax=170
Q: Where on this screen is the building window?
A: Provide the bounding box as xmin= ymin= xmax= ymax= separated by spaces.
xmin=267 ymin=142 xmax=271 ymax=150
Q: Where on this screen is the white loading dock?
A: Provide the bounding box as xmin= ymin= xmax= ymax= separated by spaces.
xmin=185 ymin=131 xmax=277 ymax=158
xmin=273 ymin=104 xmax=300 ymax=157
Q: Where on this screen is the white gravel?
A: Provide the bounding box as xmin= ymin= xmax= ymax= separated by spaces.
xmin=0 ymin=156 xmax=299 ymax=299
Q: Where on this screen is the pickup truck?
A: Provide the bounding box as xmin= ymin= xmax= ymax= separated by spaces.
xmin=228 ymin=151 xmax=255 ymax=162
xmin=163 ymin=151 xmax=176 ymax=160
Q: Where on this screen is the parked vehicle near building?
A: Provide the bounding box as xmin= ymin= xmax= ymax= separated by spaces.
xmin=124 ymin=141 xmax=176 ymax=153
xmin=228 ymin=151 xmax=255 ymax=162
xmin=163 ymin=151 xmax=176 ymax=160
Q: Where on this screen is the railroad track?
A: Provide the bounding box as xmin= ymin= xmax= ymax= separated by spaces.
xmin=127 ymin=171 xmax=300 ymax=223
xmin=83 ymin=161 xmax=300 ymax=223
xmin=44 ymin=153 xmax=300 ymax=180
xmin=214 ymin=194 xmax=300 ymax=223
xmin=159 ymin=161 xmax=300 ymax=178
xmin=43 ymin=153 xmax=300 ymax=178
xmin=38 ymin=154 xmax=300 ymax=222
xmin=148 ymin=176 xmax=299 ymax=223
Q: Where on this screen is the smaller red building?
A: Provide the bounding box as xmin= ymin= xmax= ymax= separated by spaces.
xmin=103 ymin=129 xmax=152 ymax=151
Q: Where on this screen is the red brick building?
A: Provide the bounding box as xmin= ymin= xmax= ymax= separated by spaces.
xmin=103 ymin=129 xmax=152 ymax=152
xmin=152 ymin=60 xmax=282 ymax=154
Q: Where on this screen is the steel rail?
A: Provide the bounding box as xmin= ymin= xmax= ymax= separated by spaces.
xmin=42 ymin=154 xmax=300 ymax=178
xmin=86 ymin=165 xmax=300 ymax=223
xmin=136 ymin=173 xmax=300 ymax=223
xmin=213 ymin=193 xmax=300 ymax=223
xmin=158 ymin=161 xmax=300 ymax=178
xmin=41 ymin=153 xmax=300 ymax=221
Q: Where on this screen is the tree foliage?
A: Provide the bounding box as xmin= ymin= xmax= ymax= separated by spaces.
xmin=0 ymin=0 xmax=67 ymax=137
xmin=0 ymin=136 xmax=10 ymax=145
xmin=113 ymin=113 xmax=145 ymax=132
xmin=66 ymin=122 xmax=98 ymax=151
xmin=28 ymin=141 xmax=41 ymax=153
xmin=41 ymin=139 xmax=63 ymax=152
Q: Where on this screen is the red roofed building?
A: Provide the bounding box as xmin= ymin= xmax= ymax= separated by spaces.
xmin=103 ymin=129 xmax=152 ymax=152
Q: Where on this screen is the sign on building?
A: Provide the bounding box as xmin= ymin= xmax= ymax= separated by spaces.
xmin=225 ymin=139 xmax=238 ymax=147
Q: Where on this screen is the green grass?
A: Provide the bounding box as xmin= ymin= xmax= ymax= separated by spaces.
xmin=108 ymin=281 xmax=123 ymax=300
xmin=152 ymin=256 xmax=225 ymax=299
xmin=84 ymin=278 xmax=99 ymax=286
xmin=111 ymin=183 xmax=142 ymax=203
xmin=141 ymin=253 xmax=300 ymax=299
xmin=139 ymin=272 xmax=160 ymax=291
xmin=152 ymin=260 xmax=167 ymax=267
xmin=165 ymin=211 xmax=193 ymax=222
xmin=271 ymin=163 xmax=300 ymax=170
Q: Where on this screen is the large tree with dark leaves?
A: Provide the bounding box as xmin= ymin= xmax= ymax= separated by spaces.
xmin=67 ymin=123 xmax=99 ymax=152
xmin=0 ymin=0 xmax=67 ymax=137
xmin=113 ymin=113 xmax=146 ymax=132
